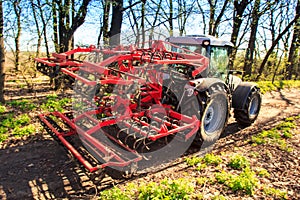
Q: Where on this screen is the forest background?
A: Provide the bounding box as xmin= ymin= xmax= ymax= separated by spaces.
xmin=0 ymin=0 xmax=299 ymax=103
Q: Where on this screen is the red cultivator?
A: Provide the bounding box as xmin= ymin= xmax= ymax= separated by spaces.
xmin=35 ymin=40 xmax=210 ymax=174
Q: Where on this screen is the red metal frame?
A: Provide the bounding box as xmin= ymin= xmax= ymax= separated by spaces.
xmin=36 ymin=41 xmax=209 ymax=172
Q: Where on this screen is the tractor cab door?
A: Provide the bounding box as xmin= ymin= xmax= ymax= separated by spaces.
xmin=208 ymin=46 xmax=231 ymax=80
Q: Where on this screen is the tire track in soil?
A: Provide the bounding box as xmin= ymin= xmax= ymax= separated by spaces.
xmin=0 ymin=88 xmax=299 ymax=199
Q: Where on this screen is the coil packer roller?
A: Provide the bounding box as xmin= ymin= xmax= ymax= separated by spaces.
xmin=35 ymin=40 xmax=210 ymax=174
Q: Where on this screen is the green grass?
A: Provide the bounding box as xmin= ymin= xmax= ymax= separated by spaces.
xmin=1 ymin=114 xmax=31 ymax=129
xmin=185 ymin=153 xmax=222 ymax=168
xmin=257 ymin=80 xmax=300 ymax=94
xmin=185 ymin=156 xmax=203 ymax=167
xmin=211 ymin=195 xmax=227 ymax=200
xmin=0 ymin=113 xmax=36 ymax=142
xmin=99 ymin=178 xmax=196 ymax=200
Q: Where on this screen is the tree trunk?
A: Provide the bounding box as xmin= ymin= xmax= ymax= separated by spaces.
xmin=31 ymin=0 xmax=41 ymax=58
xmin=286 ymin=0 xmax=300 ymax=80
xmin=243 ymin=0 xmax=260 ymax=77
xmin=149 ymin=0 xmax=162 ymax=41
xmin=109 ymin=0 xmax=123 ymax=46
xmin=169 ymin=0 xmax=173 ymax=36
xmin=52 ymin=2 xmax=59 ymax=52
xmin=0 ymin=0 xmax=5 ymax=103
xmin=208 ymin=0 xmax=215 ymax=35
xmin=98 ymin=0 xmax=110 ymax=46
xmin=141 ymin=1 xmax=145 ymax=45
xmin=229 ymin=0 xmax=250 ymax=69
xmin=13 ymin=0 xmax=22 ymax=71
xmin=212 ymin=0 xmax=229 ymax=36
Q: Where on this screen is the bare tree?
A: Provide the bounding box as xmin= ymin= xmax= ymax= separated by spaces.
xmin=256 ymin=1 xmax=300 ymax=81
xmin=177 ymin=0 xmax=195 ymax=36
xmin=147 ymin=0 xmax=163 ymax=41
xmin=33 ymin=0 xmax=51 ymax=57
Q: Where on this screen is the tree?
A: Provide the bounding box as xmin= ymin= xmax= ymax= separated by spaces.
xmin=177 ymin=0 xmax=195 ymax=36
xmin=286 ymin=0 xmax=300 ymax=79
xmin=52 ymin=0 xmax=92 ymax=52
xmin=243 ymin=0 xmax=261 ymax=77
xmin=229 ymin=0 xmax=251 ymax=69
xmin=12 ymin=0 xmax=22 ymax=71
xmin=97 ymin=0 xmax=110 ymax=46
xmin=109 ymin=0 xmax=123 ymax=46
xmin=256 ymin=1 xmax=300 ymax=81
xmin=0 ymin=0 xmax=5 ymax=103
xmin=208 ymin=0 xmax=230 ymax=36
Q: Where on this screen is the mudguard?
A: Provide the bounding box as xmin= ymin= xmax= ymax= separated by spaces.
xmin=193 ymin=78 xmax=228 ymax=93
xmin=232 ymin=82 xmax=258 ymax=110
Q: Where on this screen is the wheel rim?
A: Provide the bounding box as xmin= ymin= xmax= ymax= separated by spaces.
xmin=249 ymin=95 xmax=259 ymax=118
xmin=203 ymin=97 xmax=227 ymax=135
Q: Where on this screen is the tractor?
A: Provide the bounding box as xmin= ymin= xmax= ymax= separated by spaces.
xmin=35 ymin=35 xmax=261 ymax=177
xmin=165 ymin=35 xmax=262 ymax=143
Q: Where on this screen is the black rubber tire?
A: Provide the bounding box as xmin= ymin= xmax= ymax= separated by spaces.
xmin=200 ymin=91 xmax=229 ymax=143
xmin=234 ymin=87 xmax=261 ymax=126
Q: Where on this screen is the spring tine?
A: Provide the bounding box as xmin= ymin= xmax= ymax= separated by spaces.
xmin=125 ymin=121 xmax=140 ymax=143
xmin=117 ymin=128 xmax=128 ymax=139
xmin=133 ymin=137 xmax=145 ymax=150
xmin=143 ymin=139 xmax=151 ymax=151
xmin=152 ymin=111 xmax=160 ymax=119
xmin=140 ymin=116 xmax=148 ymax=123
xmin=148 ymin=130 xmax=157 ymax=136
xmin=141 ymin=126 xmax=150 ymax=137
xmin=150 ymin=121 xmax=160 ymax=129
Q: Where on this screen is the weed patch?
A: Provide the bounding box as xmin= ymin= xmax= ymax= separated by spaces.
xmin=203 ymin=153 xmax=222 ymax=166
xmin=256 ymin=168 xmax=270 ymax=178
xmin=0 ymin=104 xmax=6 ymax=113
xmin=7 ymin=99 xmax=36 ymax=111
xmin=263 ymin=186 xmax=288 ymax=199
xmin=251 ymin=118 xmax=296 ymax=152
xmin=228 ymin=154 xmax=250 ymax=170
xmin=215 ymin=168 xmax=258 ymax=196
xmin=41 ymin=95 xmax=71 ymax=112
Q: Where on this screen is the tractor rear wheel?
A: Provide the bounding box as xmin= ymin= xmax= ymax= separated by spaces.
xmin=200 ymin=91 xmax=229 ymax=144
xmin=234 ymin=87 xmax=261 ymax=126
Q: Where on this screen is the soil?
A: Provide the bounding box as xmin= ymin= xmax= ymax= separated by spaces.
xmin=0 ymin=79 xmax=299 ymax=200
